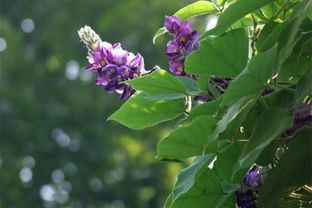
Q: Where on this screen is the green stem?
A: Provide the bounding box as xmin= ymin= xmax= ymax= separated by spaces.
xmin=274 ymin=84 xmax=295 ymax=91
xmin=260 ymin=96 xmax=269 ymax=109
xmin=273 ymin=0 xmax=291 ymax=19
xmin=211 ymin=0 xmax=223 ymax=12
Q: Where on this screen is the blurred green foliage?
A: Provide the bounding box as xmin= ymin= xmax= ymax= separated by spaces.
xmin=0 ymin=0 xmax=195 ymax=207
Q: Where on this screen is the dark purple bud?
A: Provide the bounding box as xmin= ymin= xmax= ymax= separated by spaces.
xmin=283 ymin=103 xmax=312 ymax=137
xmin=242 ymin=165 xmax=263 ymax=188
xmin=196 ymin=96 xmax=209 ymax=102
xmin=260 ymin=88 xmax=274 ymax=96
xmin=151 ymin=65 xmax=161 ymax=72
xmin=235 ymin=165 xmax=263 ymax=208
xmin=294 ymin=104 xmax=312 ymax=120
xmin=194 ymin=96 xmax=210 ymax=103
xmin=164 ymin=16 xmax=182 ymax=34
xmin=235 ymin=189 xmax=257 ymax=208
xmin=120 ymin=84 xmax=136 ymax=100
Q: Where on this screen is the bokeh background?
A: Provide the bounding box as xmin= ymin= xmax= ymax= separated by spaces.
xmin=0 ymin=0 xmax=198 ymax=207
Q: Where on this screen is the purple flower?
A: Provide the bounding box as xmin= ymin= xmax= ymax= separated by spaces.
xmin=164 ymin=16 xmax=200 ymax=76
xmin=236 ymin=165 xmax=263 ymax=208
xmin=242 ymin=166 xmax=263 ymax=188
xmin=128 ymin=53 xmax=145 ymax=74
xmin=106 ymin=43 xmax=129 ymax=66
xmin=169 ymin=59 xmax=186 ymax=76
xmin=85 ymin=41 xmax=146 ymax=100
xmin=175 ymin=21 xmax=194 ymax=45
xmin=164 ymin=16 xmax=181 ymax=34
xmin=166 ymin=40 xmax=180 ymax=59
xmin=85 ymin=43 xmax=112 ymax=71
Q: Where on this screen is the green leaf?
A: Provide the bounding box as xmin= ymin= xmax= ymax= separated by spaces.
xmin=164 ymin=193 xmax=174 ymax=208
xmin=222 ymin=45 xmax=278 ymax=105
xmin=137 ymin=92 xmax=185 ymax=101
xmin=200 ymin=0 xmax=276 ymax=38
xmin=108 ymin=96 xmax=185 ymax=130
xmin=256 ymin=22 xmax=285 ymax=52
xmin=209 ymin=96 xmax=256 ymax=142
xmin=198 ymin=74 xmax=209 ymax=92
xmin=277 ymin=56 xmax=311 ymax=83
xmin=188 ymin=97 xmax=223 ymax=121
xmin=157 ymin=116 xmax=218 ymax=160
xmin=277 ymin=1 xmax=312 ymax=67
xmin=222 ymin=73 xmax=263 ymax=106
xmin=126 ymin=70 xmax=185 ymax=96
xmin=171 ymin=155 xmax=216 ymax=203
xmin=214 ymin=143 xmax=247 ymax=183
xmin=173 ymin=1 xmax=216 ymax=20
xmin=152 ymin=27 xmax=167 ymax=44
xmin=232 ymin=107 xmax=292 ymax=177
xmin=171 ymin=168 xmax=229 ymax=208
xmin=258 ymin=128 xmax=312 ymax=208
xmin=248 ymin=44 xmax=278 ymax=82
xmin=175 ymin=76 xmax=202 ymax=96
xmin=294 ymin=67 xmax=312 ymax=104
xmin=185 ymin=28 xmax=248 ymax=77
xmin=153 ymin=1 xmax=217 ymax=44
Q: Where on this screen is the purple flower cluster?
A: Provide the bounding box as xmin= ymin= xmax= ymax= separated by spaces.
xmin=164 ymin=16 xmax=199 ymax=76
xmin=236 ymin=165 xmax=263 ymax=208
xmin=283 ymin=103 xmax=312 ymax=137
xmin=85 ymin=42 xmax=145 ymax=100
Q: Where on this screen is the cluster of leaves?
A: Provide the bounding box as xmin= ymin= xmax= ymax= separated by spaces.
xmin=107 ymin=0 xmax=312 ymax=207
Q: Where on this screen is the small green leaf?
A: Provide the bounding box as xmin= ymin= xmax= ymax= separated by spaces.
xmin=153 ymin=1 xmax=217 ymax=44
xmin=187 ymin=97 xmax=223 ymax=121
xmin=294 ymin=67 xmax=312 ymax=104
xmin=185 ymin=29 xmax=248 ymax=77
xmin=152 ymin=27 xmax=167 ymax=44
xmin=277 ymin=1 xmax=312 ymax=68
xmin=232 ymin=107 xmax=292 ymax=177
xmin=248 ymin=45 xmax=278 ymax=82
xmin=157 ymin=116 xmax=218 ymax=160
xmin=214 ymin=143 xmax=247 ymax=183
xmin=256 ymin=22 xmax=285 ymax=52
xmin=222 ymin=73 xmax=263 ymax=106
xmin=171 ymin=168 xmax=227 ymax=208
xmin=258 ymin=128 xmax=312 ymax=208
xmin=222 ymin=45 xmax=278 ymax=105
xmin=171 ymin=155 xmax=216 ymax=203
xmin=108 ymin=96 xmax=184 ymax=130
xmin=200 ymin=0 xmax=276 ymax=38
xmin=126 ymin=70 xmax=185 ymax=96
xmin=175 ymin=76 xmax=202 ymax=96
xmin=173 ymin=1 xmax=216 ymax=20
xmin=209 ymin=96 xmax=256 ymax=142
